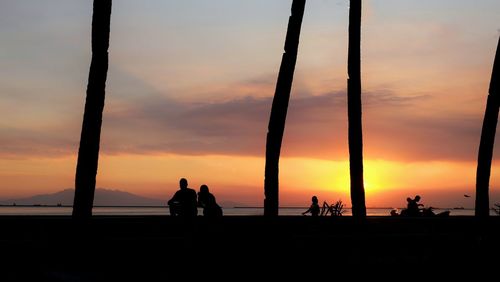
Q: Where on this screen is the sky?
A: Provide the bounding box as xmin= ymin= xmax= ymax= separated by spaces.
xmin=1 ymin=0 xmax=500 ymax=209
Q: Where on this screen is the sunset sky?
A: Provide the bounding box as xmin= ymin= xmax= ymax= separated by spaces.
xmin=1 ymin=0 xmax=500 ymax=209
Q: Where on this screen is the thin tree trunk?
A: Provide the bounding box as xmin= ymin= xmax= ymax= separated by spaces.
xmin=475 ymin=37 xmax=500 ymax=217
xmin=347 ymin=0 xmax=366 ymax=218
xmin=73 ymin=1 xmax=112 ymax=218
xmin=264 ymin=0 xmax=306 ymax=216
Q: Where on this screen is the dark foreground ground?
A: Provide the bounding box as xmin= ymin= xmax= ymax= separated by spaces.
xmin=1 ymin=216 xmax=500 ymax=281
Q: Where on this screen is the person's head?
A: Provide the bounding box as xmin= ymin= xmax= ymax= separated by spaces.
xmin=406 ymin=197 xmax=412 ymax=203
xmin=179 ymin=178 xmax=188 ymax=189
xmin=200 ymin=184 xmax=209 ymax=194
xmin=312 ymin=196 xmax=318 ymax=204
xmin=415 ymin=195 xmax=421 ymax=202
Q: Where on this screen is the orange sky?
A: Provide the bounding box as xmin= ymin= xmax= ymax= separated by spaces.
xmin=2 ymin=154 xmax=500 ymax=208
xmin=1 ymin=1 xmax=500 ymax=208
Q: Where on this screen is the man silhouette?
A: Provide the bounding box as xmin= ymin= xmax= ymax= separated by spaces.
xmin=168 ymin=178 xmax=198 ymax=217
xmin=406 ymin=195 xmax=423 ymax=216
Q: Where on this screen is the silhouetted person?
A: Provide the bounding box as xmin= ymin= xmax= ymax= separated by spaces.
xmin=390 ymin=209 xmax=399 ymax=216
xmin=168 ymin=178 xmax=198 ymax=217
xmin=197 ymin=184 xmax=223 ymax=217
xmin=302 ymin=196 xmax=320 ymax=216
xmin=406 ymin=195 xmax=423 ymax=217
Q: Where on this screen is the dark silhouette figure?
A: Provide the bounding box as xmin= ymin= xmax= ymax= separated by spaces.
xmin=302 ymin=196 xmax=320 ymax=216
xmin=406 ymin=195 xmax=423 ymax=217
xmin=476 ymin=36 xmax=500 ymax=217
xmin=264 ymin=0 xmax=306 ymax=216
xmin=197 ymin=185 xmax=223 ymax=217
xmin=396 ymin=195 xmax=451 ymax=217
xmin=73 ymin=0 xmax=112 ymax=218
xmin=168 ymin=178 xmax=198 ymax=217
xmin=347 ymin=0 xmax=366 ymax=218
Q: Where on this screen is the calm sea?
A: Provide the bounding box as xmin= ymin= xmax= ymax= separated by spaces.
xmin=0 ymin=206 xmax=491 ymax=216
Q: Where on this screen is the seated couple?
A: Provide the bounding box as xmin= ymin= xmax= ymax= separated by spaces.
xmin=168 ymin=178 xmax=223 ymax=217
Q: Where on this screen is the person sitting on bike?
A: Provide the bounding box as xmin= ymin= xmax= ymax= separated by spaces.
xmin=406 ymin=195 xmax=423 ymax=216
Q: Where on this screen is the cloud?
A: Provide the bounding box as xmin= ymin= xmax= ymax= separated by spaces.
xmin=0 ymin=66 xmax=492 ymax=162
xmin=98 ymin=81 xmax=486 ymax=162
xmin=0 ymin=126 xmax=78 ymax=159
xmin=364 ymin=112 xmax=483 ymax=161
xmin=101 ymin=93 xmax=270 ymax=156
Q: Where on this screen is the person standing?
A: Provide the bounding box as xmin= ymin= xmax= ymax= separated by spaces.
xmin=168 ymin=178 xmax=198 ymax=216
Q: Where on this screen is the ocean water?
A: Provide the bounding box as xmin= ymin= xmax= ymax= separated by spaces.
xmin=0 ymin=206 xmax=494 ymax=216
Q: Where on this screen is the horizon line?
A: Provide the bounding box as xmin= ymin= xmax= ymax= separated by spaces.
xmin=0 ymin=204 xmax=472 ymax=210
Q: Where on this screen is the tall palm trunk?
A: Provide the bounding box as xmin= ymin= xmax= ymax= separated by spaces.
xmin=264 ymin=0 xmax=306 ymax=216
xmin=73 ymin=1 xmax=112 ymax=218
xmin=475 ymin=37 xmax=500 ymax=217
xmin=347 ymin=0 xmax=366 ymax=217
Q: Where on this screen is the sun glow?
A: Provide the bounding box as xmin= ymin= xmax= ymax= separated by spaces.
xmin=285 ymin=158 xmax=488 ymax=207
xmin=304 ymin=159 xmax=399 ymax=195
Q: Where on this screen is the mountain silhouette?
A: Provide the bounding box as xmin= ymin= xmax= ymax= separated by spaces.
xmin=0 ymin=188 xmax=164 ymax=206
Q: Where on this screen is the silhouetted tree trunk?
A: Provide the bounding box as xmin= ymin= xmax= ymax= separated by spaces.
xmin=264 ymin=0 xmax=306 ymax=216
xmin=73 ymin=1 xmax=112 ymax=218
xmin=475 ymin=37 xmax=500 ymax=217
xmin=347 ymin=0 xmax=366 ymax=218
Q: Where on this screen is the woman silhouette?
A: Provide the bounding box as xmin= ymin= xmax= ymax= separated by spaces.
xmin=197 ymin=184 xmax=223 ymax=217
xmin=302 ymin=196 xmax=320 ymax=216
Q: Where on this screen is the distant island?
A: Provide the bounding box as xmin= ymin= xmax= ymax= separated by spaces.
xmin=0 ymin=188 xmax=165 ymax=206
